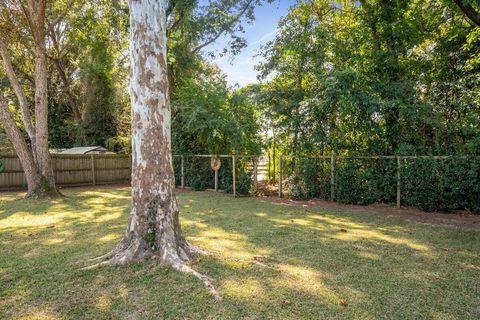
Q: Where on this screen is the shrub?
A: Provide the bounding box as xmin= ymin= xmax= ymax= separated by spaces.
xmin=220 ymin=159 xmax=252 ymax=194
xmin=287 ymin=159 xmax=321 ymax=200
xmin=402 ymin=158 xmax=480 ymax=212
xmin=335 ymin=158 xmax=396 ymax=205
xmin=286 ymin=156 xmax=479 ymax=212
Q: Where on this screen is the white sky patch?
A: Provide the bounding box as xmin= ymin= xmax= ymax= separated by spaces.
xmin=213 ymin=28 xmax=277 ymax=87
xmin=203 ymin=0 xmax=294 ymax=87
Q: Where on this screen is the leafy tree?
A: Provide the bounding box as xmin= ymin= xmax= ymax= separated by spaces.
xmin=0 ymin=0 xmax=65 ymax=197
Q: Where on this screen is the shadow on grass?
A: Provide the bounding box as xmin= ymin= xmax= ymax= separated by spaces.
xmin=0 ymin=188 xmax=479 ymax=319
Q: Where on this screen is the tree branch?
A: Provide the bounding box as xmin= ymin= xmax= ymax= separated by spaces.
xmin=0 ymin=91 xmax=38 ymax=186
xmin=191 ymin=0 xmax=255 ymax=54
xmin=47 ymin=0 xmax=76 ymax=33
xmin=453 ymin=0 xmax=480 ymax=26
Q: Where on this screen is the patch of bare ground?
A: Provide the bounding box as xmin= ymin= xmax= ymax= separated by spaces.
xmin=257 ymin=196 xmax=480 ymax=230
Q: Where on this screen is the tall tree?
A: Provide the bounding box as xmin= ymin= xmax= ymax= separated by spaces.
xmin=90 ymin=0 xmax=219 ymax=299
xmin=0 ymin=0 xmax=60 ymax=197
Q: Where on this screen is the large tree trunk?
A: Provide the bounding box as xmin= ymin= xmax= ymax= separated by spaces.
xmin=104 ymin=0 xmax=192 ymax=265
xmin=93 ymin=0 xmax=219 ymax=300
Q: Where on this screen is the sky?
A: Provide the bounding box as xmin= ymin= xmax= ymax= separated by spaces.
xmin=205 ymin=0 xmax=296 ymax=87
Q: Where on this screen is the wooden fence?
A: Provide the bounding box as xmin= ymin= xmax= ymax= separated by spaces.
xmin=0 ymin=153 xmax=251 ymax=195
xmin=0 ymin=154 xmax=131 ymax=190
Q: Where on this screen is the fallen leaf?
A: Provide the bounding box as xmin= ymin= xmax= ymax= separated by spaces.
xmin=282 ymin=299 xmax=292 ymax=306
xmin=340 ymin=299 xmax=349 ymax=306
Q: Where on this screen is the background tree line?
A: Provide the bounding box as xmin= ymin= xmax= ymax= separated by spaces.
xmin=0 ymin=0 xmax=479 ymax=209
xmin=255 ymin=0 xmax=480 ymax=211
xmin=0 ymin=0 xmax=266 ymax=156
xmin=257 ymin=0 xmax=479 ymax=157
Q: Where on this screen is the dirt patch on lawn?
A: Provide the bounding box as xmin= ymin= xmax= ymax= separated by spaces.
xmin=258 ymin=196 xmax=480 ymax=230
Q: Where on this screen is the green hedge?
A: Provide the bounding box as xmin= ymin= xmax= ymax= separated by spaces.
xmin=335 ymin=158 xmax=396 ymax=205
xmin=401 ymin=158 xmax=480 ymax=212
xmin=286 ymin=157 xmax=480 ymax=212
xmin=286 ymin=158 xmax=330 ymax=200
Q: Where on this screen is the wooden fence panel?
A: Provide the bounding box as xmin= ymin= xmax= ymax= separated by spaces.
xmin=52 ymin=155 xmax=93 ymax=185
xmin=0 ymin=155 xmax=26 ymax=188
xmin=95 ymin=155 xmax=131 ymax=184
xmin=0 ymin=154 xmax=131 ymax=190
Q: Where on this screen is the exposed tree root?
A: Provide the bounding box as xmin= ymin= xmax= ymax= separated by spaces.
xmin=176 ymin=263 xmax=222 ymax=301
xmin=83 ymin=241 xmax=221 ymax=301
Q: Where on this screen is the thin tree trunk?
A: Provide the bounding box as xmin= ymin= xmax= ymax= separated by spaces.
xmin=28 ymin=0 xmax=59 ymax=194
xmin=0 ymin=93 xmax=52 ymax=197
xmin=0 ymin=1 xmax=59 ymax=198
xmin=0 ymin=40 xmax=37 ymax=157
xmin=92 ymin=0 xmax=219 ymax=299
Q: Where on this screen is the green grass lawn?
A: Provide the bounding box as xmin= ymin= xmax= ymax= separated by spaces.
xmin=1 ymin=187 xmax=479 ymax=319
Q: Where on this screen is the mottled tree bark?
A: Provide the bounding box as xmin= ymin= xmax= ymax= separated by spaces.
xmin=93 ymin=0 xmax=219 ymax=300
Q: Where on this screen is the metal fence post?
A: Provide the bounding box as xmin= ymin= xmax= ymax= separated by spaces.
xmin=91 ymin=154 xmax=96 ymax=186
xmin=278 ymin=154 xmax=283 ymax=198
xmin=232 ymin=155 xmax=236 ymax=197
xmin=330 ymin=153 xmax=335 ymax=201
xmin=254 ymin=157 xmax=258 ymax=190
xmin=396 ymin=156 xmax=401 ymax=208
xmin=181 ymin=155 xmax=185 ymax=188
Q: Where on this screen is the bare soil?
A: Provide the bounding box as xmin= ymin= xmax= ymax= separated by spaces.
xmin=258 ymin=195 xmax=480 ymax=230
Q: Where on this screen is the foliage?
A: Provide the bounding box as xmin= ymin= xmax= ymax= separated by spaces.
xmin=1 ymin=0 xmax=479 ymax=211
xmin=257 ymin=0 xmax=480 ymax=157
xmin=0 ymin=129 xmax=14 ymax=154
xmin=256 ymin=0 xmax=480 ymax=211
xmin=401 ymin=158 xmax=480 ymax=212
xmin=219 ymin=158 xmax=253 ymax=194
xmin=0 ymin=0 xmax=270 ymax=156
xmin=174 ymin=156 xmax=253 ymax=194
xmin=334 ymin=158 xmax=397 ymax=205
xmin=287 ymin=159 xmax=327 ymax=200
xmin=172 ymin=70 xmax=261 ymax=156
xmin=287 ymin=156 xmax=479 ymax=212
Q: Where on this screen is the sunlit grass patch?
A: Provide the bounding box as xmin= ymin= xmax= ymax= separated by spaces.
xmin=0 ymin=187 xmax=479 ymax=319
